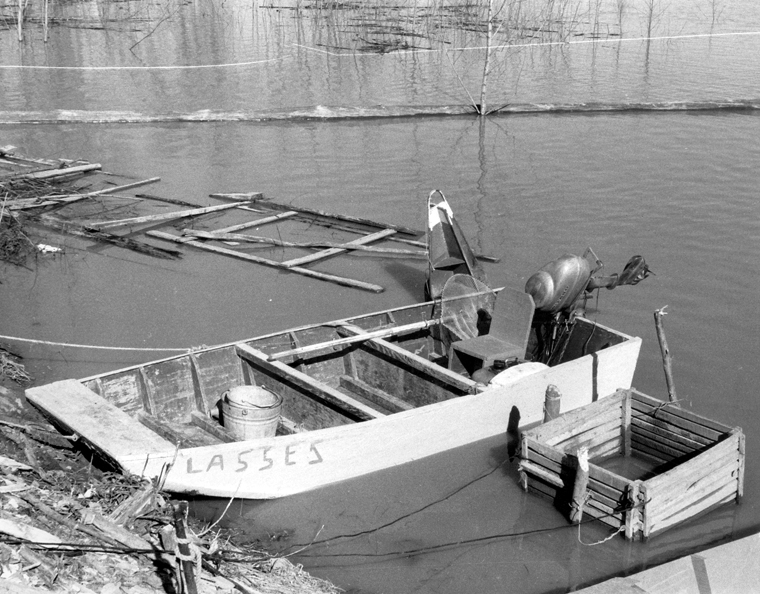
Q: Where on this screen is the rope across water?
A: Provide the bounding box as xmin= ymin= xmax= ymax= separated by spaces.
xmin=0 ymin=334 xmax=189 ymax=352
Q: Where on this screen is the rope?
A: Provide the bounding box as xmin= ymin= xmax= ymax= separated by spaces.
xmin=578 ymin=523 xmax=626 ymax=546
xmin=175 ymin=536 xmax=203 ymax=576
xmin=0 ymin=334 xmax=190 ymax=352
xmin=0 ymin=57 xmax=288 ymax=71
xmin=295 ymin=30 xmax=760 ymax=57
xmin=1 ymin=30 xmax=758 ymax=69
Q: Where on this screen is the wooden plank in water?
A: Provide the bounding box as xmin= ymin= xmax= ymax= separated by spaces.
xmin=148 ymin=230 xmax=384 ymax=293
xmin=11 ymin=177 xmax=159 ymax=211
xmin=183 ymin=229 xmax=427 ymax=257
xmin=28 ymin=215 xmax=182 ymax=260
xmin=280 ymin=228 xmax=397 ymax=268
xmin=25 ymin=380 xmax=175 ymax=468
xmin=88 ymin=200 xmax=253 ymax=230
xmin=212 ymin=194 xmax=421 ymax=236
xmin=235 ymin=343 xmax=384 ymax=422
xmin=12 ymin=162 xmax=101 ymax=180
xmin=178 ymin=210 xmax=298 ymax=243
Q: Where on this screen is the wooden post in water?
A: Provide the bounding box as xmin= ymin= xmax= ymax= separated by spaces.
xmin=543 ymin=384 xmax=561 ymax=422
xmin=172 ymin=502 xmax=198 ymax=594
xmin=17 ymin=0 xmax=23 ymax=41
xmin=654 ymin=306 xmax=679 ymax=406
xmin=569 ymin=447 xmax=590 ymax=524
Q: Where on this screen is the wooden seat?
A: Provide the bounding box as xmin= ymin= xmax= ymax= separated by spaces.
xmin=449 ymin=288 xmax=535 ymax=375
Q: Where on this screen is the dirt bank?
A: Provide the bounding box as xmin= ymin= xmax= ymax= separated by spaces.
xmin=0 ymin=373 xmax=341 ymax=594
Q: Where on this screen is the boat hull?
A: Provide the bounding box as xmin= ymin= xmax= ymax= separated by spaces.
xmin=27 ymin=318 xmax=640 ymax=499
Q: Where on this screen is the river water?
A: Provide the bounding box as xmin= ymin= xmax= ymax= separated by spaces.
xmin=2 ymin=1 xmax=760 ymax=592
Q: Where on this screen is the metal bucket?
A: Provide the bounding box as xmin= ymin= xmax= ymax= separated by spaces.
xmin=221 ymin=386 xmax=282 ymax=440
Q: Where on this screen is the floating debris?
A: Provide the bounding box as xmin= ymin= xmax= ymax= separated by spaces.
xmin=0 ymin=347 xmax=31 ymax=384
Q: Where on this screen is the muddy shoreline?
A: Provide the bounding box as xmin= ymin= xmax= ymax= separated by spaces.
xmin=0 ymin=373 xmax=342 ymax=594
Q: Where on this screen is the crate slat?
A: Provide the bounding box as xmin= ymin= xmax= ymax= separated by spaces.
xmin=645 ymin=449 xmax=740 ymax=515
xmin=578 ymin=501 xmax=625 ymax=529
xmin=527 ymin=391 xmax=625 ymax=444
xmin=631 ymin=409 xmax=713 ymax=446
xmin=547 ymin=407 xmax=623 ymax=447
xmin=649 ymin=482 xmax=739 ymax=535
xmin=631 ymin=433 xmax=688 ymax=461
xmin=553 ymin=418 xmax=622 ymax=453
xmin=630 ymin=399 xmax=723 ymax=441
xmin=519 ymin=460 xmax=564 ymax=488
xmin=646 ymin=432 xmax=741 ymax=492
xmin=632 ymin=446 xmax=671 ymax=466
xmin=520 ymin=390 xmax=743 ymax=540
xmin=648 ymin=461 xmax=740 ymax=525
xmin=589 ymin=436 xmax=624 ymax=461
xmin=630 ymin=416 xmax=706 ymax=452
xmin=631 ymin=390 xmax=733 ymax=434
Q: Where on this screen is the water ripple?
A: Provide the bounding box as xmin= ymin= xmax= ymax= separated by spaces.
xmin=2 ymin=100 xmax=760 ymax=124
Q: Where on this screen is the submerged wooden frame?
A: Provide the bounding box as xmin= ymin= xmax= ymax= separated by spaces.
xmin=518 ymin=388 xmax=745 ymax=540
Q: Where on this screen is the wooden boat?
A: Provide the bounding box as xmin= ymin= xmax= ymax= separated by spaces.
xmin=26 ymin=293 xmax=641 ymax=500
xmin=425 ymin=190 xmax=487 ymax=300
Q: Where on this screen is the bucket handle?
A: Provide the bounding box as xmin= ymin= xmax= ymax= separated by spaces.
xmin=222 ymin=387 xmax=283 ymax=409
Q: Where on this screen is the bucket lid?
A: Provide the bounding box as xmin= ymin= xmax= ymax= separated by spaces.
xmin=224 ymin=386 xmax=282 ymax=408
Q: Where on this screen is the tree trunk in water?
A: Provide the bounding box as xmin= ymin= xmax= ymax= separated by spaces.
xmin=479 ymin=0 xmax=494 ymax=115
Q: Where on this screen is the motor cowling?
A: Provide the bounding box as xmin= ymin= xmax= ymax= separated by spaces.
xmin=525 ymin=254 xmax=592 ymax=314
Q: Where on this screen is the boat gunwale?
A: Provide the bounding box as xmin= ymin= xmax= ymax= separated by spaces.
xmin=117 ymin=332 xmax=643 ymax=461
xmin=77 ymin=291 xmax=635 ymax=386
xmin=78 ymin=298 xmax=440 ymax=383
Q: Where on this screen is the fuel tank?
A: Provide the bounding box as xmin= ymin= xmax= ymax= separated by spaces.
xmin=525 ymin=254 xmax=592 ymax=314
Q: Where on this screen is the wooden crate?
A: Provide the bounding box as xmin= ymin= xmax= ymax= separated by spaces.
xmin=518 ymin=388 xmax=744 ymax=540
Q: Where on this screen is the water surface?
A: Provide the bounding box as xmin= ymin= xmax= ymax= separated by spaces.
xmin=2 ymin=1 xmax=759 ymax=592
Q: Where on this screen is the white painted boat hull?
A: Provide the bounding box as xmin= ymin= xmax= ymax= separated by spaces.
xmin=117 ymin=334 xmax=640 ymax=499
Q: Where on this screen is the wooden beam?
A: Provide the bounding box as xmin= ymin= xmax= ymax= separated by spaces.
xmin=235 ymin=343 xmax=384 ymax=422
xmin=28 ymin=215 xmax=182 ymax=260
xmin=147 ymin=230 xmax=384 ymax=293
xmin=178 ymin=210 xmax=298 ymax=243
xmin=88 ymin=200 xmax=251 ymax=230
xmin=10 ymin=162 xmax=101 ymax=180
xmin=213 ymin=194 xmax=421 ymax=236
xmin=280 ymin=228 xmax=397 ymax=268
xmin=182 ymin=229 xmax=427 ymax=258
xmin=190 ymin=412 xmax=235 ymax=443
xmin=337 ymin=324 xmax=478 ymax=394
xmin=339 ymin=375 xmax=413 ymax=413
xmin=268 ymin=320 xmax=433 ymax=361
xmin=10 ymin=177 xmax=160 ymax=211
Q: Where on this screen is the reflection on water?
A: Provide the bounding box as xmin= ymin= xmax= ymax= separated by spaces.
xmin=2 ymin=0 xmax=760 ymax=115
xmin=2 ymin=1 xmax=760 ymax=593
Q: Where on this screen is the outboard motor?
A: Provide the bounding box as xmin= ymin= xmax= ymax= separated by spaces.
xmin=526 ymin=249 xmax=652 ymax=317
xmin=525 ymin=253 xmax=593 ymax=315
xmin=525 ymin=248 xmax=652 ymax=363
